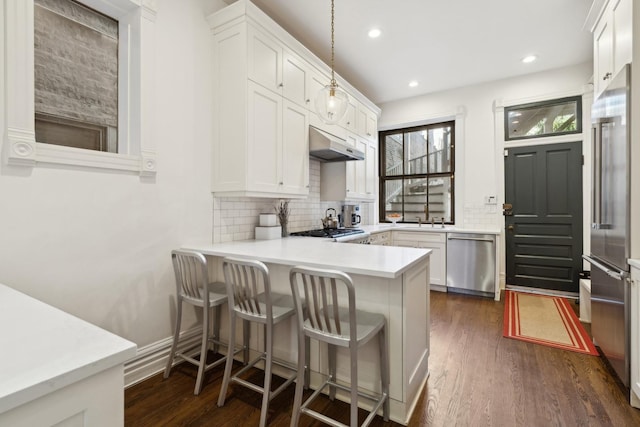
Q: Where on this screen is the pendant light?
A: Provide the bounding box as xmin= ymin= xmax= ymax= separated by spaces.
xmin=315 ymin=0 xmax=349 ymax=124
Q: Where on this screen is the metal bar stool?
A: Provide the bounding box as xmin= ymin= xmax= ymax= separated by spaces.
xmin=164 ymin=249 xmax=245 ymax=395
xmin=289 ymin=266 xmax=390 ymax=427
xmin=218 ymin=257 xmax=309 ymax=427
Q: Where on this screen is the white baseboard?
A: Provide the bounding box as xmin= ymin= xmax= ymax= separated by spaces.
xmin=124 ymin=327 xmax=202 ymax=388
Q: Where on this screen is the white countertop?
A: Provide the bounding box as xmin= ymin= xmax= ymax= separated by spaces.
xmin=183 ymin=237 xmax=431 ymax=279
xmin=0 ymin=284 xmax=137 ymax=414
xmin=360 ymin=224 xmax=501 ymax=235
xmin=629 ymin=259 xmax=640 ymax=269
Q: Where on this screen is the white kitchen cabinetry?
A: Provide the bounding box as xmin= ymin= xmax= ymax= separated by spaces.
xmin=340 ymin=99 xmax=358 ymax=134
xmin=392 ymin=231 xmax=446 ymax=291
xmin=591 ymin=0 xmax=632 ymax=97
xmin=211 ymin=22 xmax=309 ymax=197
xmin=248 ymin=26 xmax=310 ymax=108
xmin=320 ymin=137 xmax=377 ymax=202
xmin=0 ymin=284 xmax=136 ymax=427
xmin=356 ymin=102 xmax=378 ymax=141
xmin=630 ymin=260 xmax=640 ymax=408
xmin=209 ymin=0 xmax=380 ymax=198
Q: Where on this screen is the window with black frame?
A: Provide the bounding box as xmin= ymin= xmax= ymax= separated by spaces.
xmin=505 ymin=96 xmax=582 ymax=141
xmin=379 ymin=121 xmax=455 ymax=224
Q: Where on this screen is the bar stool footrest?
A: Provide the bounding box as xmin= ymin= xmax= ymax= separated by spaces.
xmin=300 ymin=377 xmax=388 ymax=427
xmin=229 ymin=352 xmax=298 ymax=401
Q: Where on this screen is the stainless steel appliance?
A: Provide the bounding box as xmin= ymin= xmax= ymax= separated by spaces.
xmin=290 ymin=228 xmax=365 ymax=240
xmin=446 ymin=233 xmax=496 ymax=297
xmin=341 ymin=204 xmax=361 ymax=228
xmin=309 ymin=126 xmax=365 ymax=162
xmin=583 ymin=64 xmax=631 ymax=388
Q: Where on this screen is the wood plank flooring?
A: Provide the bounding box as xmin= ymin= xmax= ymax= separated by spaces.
xmin=125 ymin=291 xmax=640 ymax=426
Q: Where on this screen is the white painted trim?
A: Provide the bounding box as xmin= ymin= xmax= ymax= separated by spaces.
xmin=1 ymin=0 xmax=157 ymax=176
xmin=494 ymin=85 xmax=594 ymax=291
xmin=124 ymin=327 xmax=203 ymax=388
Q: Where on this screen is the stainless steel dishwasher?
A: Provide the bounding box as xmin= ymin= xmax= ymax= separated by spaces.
xmin=446 ymin=233 xmax=496 ymax=297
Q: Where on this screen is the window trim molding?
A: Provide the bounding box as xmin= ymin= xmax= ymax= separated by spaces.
xmin=2 ymin=0 xmax=157 ymax=176
xmin=379 ymin=119 xmax=457 ymax=225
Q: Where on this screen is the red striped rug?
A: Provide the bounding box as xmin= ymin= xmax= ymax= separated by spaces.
xmin=503 ymin=290 xmax=598 ymax=355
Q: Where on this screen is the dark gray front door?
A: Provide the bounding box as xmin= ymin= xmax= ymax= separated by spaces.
xmin=504 ymin=142 xmax=583 ymax=293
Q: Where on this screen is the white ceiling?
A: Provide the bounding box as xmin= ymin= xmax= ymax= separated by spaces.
xmin=245 ymin=0 xmax=594 ymax=105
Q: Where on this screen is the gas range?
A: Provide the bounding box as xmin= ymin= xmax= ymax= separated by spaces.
xmin=290 ymin=228 xmax=365 ymax=239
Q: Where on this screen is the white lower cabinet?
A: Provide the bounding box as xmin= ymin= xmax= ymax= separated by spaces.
xmin=392 ymin=231 xmax=446 ymax=290
xmin=630 ymin=261 xmax=640 ymax=408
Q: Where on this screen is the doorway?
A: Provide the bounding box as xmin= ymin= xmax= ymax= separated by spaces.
xmin=504 ymin=141 xmax=583 ymax=293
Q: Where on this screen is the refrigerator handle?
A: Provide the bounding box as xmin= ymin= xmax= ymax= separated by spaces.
xmin=582 ymin=255 xmax=628 ymax=281
xmin=591 ymin=124 xmax=602 ymax=229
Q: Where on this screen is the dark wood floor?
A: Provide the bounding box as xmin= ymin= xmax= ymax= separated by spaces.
xmin=125 ymin=291 xmax=640 ymax=426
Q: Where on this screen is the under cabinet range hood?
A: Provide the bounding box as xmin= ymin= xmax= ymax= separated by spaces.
xmin=309 ymin=126 xmax=364 ymax=162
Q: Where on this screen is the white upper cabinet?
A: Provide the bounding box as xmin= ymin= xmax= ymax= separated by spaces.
xmin=320 ymin=137 xmax=376 ymax=202
xmin=248 ymin=26 xmax=282 ymax=94
xmin=211 ymin=22 xmax=309 ymax=198
xmin=282 ymin=99 xmax=310 ymax=194
xmin=282 ymin=50 xmax=310 ymax=108
xmin=356 ymin=102 xmax=378 ymax=141
xmin=612 ymin=0 xmax=632 ymax=74
xmin=208 ymin=0 xmax=380 ymax=198
xmin=591 ymin=0 xmax=632 ymax=97
xmin=247 ymin=81 xmax=283 ymax=194
xmin=340 ymin=99 xmax=358 ymax=134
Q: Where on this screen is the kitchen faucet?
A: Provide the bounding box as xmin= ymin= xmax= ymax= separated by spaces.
xmin=431 ymin=217 xmax=435 ymax=228
xmin=441 ymin=217 xmax=445 ymax=228
xmin=416 ymin=217 xmax=422 ymax=227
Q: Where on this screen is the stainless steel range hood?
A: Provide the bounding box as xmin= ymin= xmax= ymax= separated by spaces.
xmin=309 ymin=126 xmax=365 ymax=162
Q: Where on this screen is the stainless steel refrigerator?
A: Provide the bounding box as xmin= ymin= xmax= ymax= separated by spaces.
xmin=584 ymin=63 xmax=631 ymax=389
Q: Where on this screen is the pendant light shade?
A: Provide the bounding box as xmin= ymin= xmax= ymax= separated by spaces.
xmin=317 ymin=0 xmax=349 ymax=124
xmin=315 ymin=82 xmax=349 ymax=124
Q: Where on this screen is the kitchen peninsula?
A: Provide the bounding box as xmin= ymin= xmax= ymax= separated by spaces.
xmin=182 ymin=237 xmax=431 ymax=425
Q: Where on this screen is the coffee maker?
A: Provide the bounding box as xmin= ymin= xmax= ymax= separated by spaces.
xmin=340 ymin=204 xmax=361 ymax=228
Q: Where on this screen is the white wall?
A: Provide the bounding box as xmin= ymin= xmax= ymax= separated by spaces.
xmin=0 ymin=0 xmax=226 ymax=347
xmin=379 ymin=62 xmax=593 ymax=283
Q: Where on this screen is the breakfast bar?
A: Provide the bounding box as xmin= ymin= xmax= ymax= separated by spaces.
xmin=182 ymin=237 xmax=431 ymax=425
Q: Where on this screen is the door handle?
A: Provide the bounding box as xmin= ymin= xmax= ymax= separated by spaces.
xmin=507 ymin=225 xmax=514 ymax=232
xmin=503 ymin=203 xmax=513 ymax=216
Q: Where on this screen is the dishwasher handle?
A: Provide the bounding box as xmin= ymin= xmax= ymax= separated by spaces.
xmin=447 ymin=236 xmax=494 ymax=243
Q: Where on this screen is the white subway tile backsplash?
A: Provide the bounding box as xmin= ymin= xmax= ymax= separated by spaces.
xmin=213 ymin=159 xmax=371 ymax=242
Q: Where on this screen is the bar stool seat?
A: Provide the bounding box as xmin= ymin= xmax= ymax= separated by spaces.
xmin=164 ymin=249 xmax=243 ymax=395
xmin=289 ymin=266 xmax=390 ymax=427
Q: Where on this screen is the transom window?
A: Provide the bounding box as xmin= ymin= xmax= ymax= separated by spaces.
xmin=380 ymin=121 xmax=455 ymax=224
xmin=505 ymin=96 xmax=582 ymax=141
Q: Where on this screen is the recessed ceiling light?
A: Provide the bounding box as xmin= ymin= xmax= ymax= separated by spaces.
xmin=522 ymin=55 xmax=537 ymax=64
xmin=368 ymin=28 xmax=381 ymax=38
xmin=409 ymin=81 xmax=419 ymax=88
